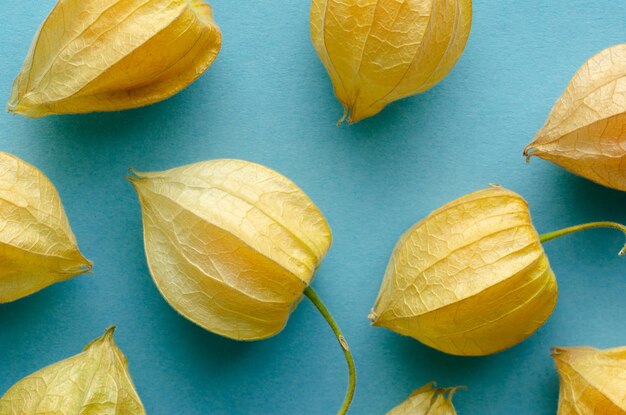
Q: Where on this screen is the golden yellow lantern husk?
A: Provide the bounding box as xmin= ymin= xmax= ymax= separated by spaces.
xmin=553 ymin=346 xmax=626 ymax=414
xmin=129 ymin=159 xmax=356 ymax=414
xmin=370 ymin=186 xmax=626 ymax=356
xmin=0 ymin=151 xmax=92 ymax=303
xmin=311 ymin=0 xmax=472 ymax=124
xmin=525 ymin=44 xmax=626 ymax=191
xmin=387 ymin=382 xmax=461 ymax=415
xmin=9 ymin=0 xmax=222 ymax=117
xmin=0 ymin=327 xmax=145 ymax=414
xmin=129 ymin=159 xmax=332 ymax=340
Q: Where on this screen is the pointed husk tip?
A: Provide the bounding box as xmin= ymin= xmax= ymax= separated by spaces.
xmin=126 ymin=168 xmax=147 ymax=186
xmin=6 ymin=91 xmax=49 ymax=118
xmin=68 ymin=255 xmax=94 ymax=276
xmin=415 ymin=382 xmax=466 ymax=401
xmin=551 ymin=346 xmax=592 ymax=358
xmin=7 ymin=102 xmax=33 ymax=118
xmin=103 ymin=325 xmax=117 ymax=339
xmin=83 ymin=326 xmax=117 ymax=351
xmin=336 ymin=103 xmax=363 ymax=125
xmin=523 ymin=145 xmax=537 ymax=163
xmin=80 ymin=257 xmax=94 ymax=273
xmin=443 ymin=385 xmax=466 ymax=401
xmin=337 ymin=105 xmax=349 ymax=126
xmin=368 ymin=308 xmax=380 ymax=324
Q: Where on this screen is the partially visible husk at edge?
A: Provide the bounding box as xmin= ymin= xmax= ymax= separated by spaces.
xmin=525 ymin=44 xmax=626 ymax=191
xmin=553 ymin=346 xmax=626 ymax=414
xmin=370 ymin=186 xmax=557 ymax=356
xmin=387 ymin=382 xmax=461 ymax=415
xmin=0 ymin=151 xmax=91 ymax=303
xmin=129 ymin=159 xmax=332 ymax=341
xmin=9 ymin=0 xmax=222 ymax=117
xmin=311 ymin=0 xmax=472 ymax=124
xmin=0 ymin=327 xmax=145 ymax=415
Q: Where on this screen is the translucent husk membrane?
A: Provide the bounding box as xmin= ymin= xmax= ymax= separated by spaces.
xmin=524 ymin=44 xmax=626 ymax=191
xmin=129 ymin=159 xmax=355 ymax=414
xmin=311 ymin=0 xmax=472 ymax=124
xmin=387 ymin=382 xmax=463 ymax=415
xmin=553 ymin=345 xmax=626 ymax=414
xmin=370 ymin=186 xmax=626 ymax=356
xmin=9 ymin=0 xmax=222 ymax=117
xmin=0 ymin=151 xmax=92 ymax=303
xmin=0 ymin=327 xmax=145 ymax=414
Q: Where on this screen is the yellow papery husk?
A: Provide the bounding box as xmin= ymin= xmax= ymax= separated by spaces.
xmin=370 ymin=187 xmax=558 ymax=356
xmin=553 ymin=346 xmax=626 ymax=414
xmin=525 ymin=44 xmax=626 ymax=191
xmin=387 ymin=382 xmax=460 ymax=415
xmin=311 ymin=0 xmax=472 ymax=124
xmin=9 ymin=0 xmax=222 ymax=117
xmin=129 ymin=159 xmax=332 ymax=341
xmin=0 ymin=327 xmax=145 ymax=415
xmin=0 ymin=152 xmax=91 ymax=303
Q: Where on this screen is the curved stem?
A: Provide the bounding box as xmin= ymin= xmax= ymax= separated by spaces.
xmin=539 ymin=221 xmax=626 ymax=256
xmin=304 ymin=286 xmax=356 ymax=415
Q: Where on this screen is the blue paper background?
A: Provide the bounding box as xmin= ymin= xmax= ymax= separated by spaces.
xmin=1 ymin=1 xmax=626 ymax=414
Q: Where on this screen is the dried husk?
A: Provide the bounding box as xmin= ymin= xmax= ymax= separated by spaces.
xmin=0 ymin=327 xmax=145 ymax=415
xmin=553 ymin=346 xmax=626 ymax=414
xmin=525 ymin=44 xmax=626 ymax=191
xmin=387 ymin=383 xmax=460 ymax=415
xmin=129 ymin=159 xmax=332 ymax=340
xmin=311 ymin=0 xmax=472 ymax=124
xmin=0 ymin=152 xmax=91 ymax=303
xmin=370 ymin=187 xmax=557 ymax=356
xmin=9 ymin=0 xmax=222 ymax=117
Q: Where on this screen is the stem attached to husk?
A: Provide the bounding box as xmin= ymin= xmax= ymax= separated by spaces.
xmin=304 ymin=286 xmax=356 ymax=415
xmin=539 ymin=221 xmax=626 ymax=256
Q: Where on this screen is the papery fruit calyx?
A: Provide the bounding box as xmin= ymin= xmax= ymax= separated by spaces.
xmin=0 ymin=327 xmax=145 ymax=415
xmin=0 ymin=151 xmax=91 ymax=303
xmin=9 ymin=0 xmax=222 ymax=117
xmin=311 ymin=0 xmax=472 ymax=124
xmin=370 ymin=186 xmax=626 ymax=356
xmin=387 ymin=383 xmax=461 ymax=415
xmin=129 ymin=159 xmax=355 ymax=414
xmin=525 ymin=44 xmax=626 ymax=191
xmin=553 ymin=346 xmax=626 ymax=414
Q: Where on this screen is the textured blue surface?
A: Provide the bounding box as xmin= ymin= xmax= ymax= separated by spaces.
xmin=1 ymin=1 xmax=626 ymax=414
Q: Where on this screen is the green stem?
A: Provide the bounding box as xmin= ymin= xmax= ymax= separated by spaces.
xmin=304 ymin=286 xmax=356 ymax=415
xmin=539 ymin=221 xmax=626 ymax=256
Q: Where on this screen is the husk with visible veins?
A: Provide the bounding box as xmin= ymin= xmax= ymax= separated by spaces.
xmin=553 ymin=346 xmax=626 ymax=414
xmin=370 ymin=187 xmax=557 ymax=356
xmin=0 ymin=152 xmax=91 ymax=303
xmin=9 ymin=0 xmax=222 ymax=117
xmin=387 ymin=383 xmax=460 ymax=415
xmin=0 ymin=327 xmax=145 ymax=415
xmin=311 ymin=0 xmax=472 ymax=124
xmin=129 ymin=159 xmax=332 ymax=341
xmin=525 ymin=44 xmax=626 ymax=191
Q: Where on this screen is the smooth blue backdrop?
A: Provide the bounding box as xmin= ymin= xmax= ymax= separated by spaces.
xmin=1 ymin=1 xmax=626 ymax=414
